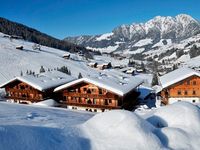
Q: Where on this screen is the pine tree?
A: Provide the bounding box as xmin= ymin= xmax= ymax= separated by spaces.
xmin=172 ymin=64 xmax=178 ymax=70
xmin=68 ymin=70 xmax=71 ymax=75
xmin=78 ymin=72 xmax=82 ymax=79
xmin=152 ymin=73 xmax=159 ymax=86
xmin=141 ymin=62 xmax=146 ymax=73
xmin=40 ymin=66 xmax=45 ymax=73
xmin=20 ymin=71 xmax=23 ymax=76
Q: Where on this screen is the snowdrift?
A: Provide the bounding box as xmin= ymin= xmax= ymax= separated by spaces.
xmin=0 ymin=102 xmax=199 ymax=150
xmin=33 ymin=99 xmax=59 ymax=107
xmin=81 ymin=110 xmax=164 ymax=150
xmin=81 ymin=102 xmax=200 ymax=150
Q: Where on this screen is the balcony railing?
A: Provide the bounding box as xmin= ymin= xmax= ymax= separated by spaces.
xmin=5 ymin=96 xmax=47 ymax=102
xmin=61 ymin=102 xmax=121 ymax=109
xmin=63 ymin=92 xmax=118 ymax=99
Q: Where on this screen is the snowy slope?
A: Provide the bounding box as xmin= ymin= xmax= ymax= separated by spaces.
xmin=0 ymin=33 xmax=98 ymax=85
xmin=0 ymin=101 xmax=199 ymax=150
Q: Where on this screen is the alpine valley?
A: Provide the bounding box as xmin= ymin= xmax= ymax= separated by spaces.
xmin=65 ymin=14 xmax=200 ymax=69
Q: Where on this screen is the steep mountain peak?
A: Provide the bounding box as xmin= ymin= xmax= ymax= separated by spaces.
xmin=175 ymin=14 xmax=199 ymax=25
xmin=65 ymin=14 xmax=200 ymax=53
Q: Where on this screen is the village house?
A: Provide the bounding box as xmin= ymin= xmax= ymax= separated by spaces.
xmin=88 ymin=61 xmax=112 ymax=70
xmin=0 ymin=71 xmax=75 ymax=104
xmin=54 ymin=74 xmax=143 ymax=112
xmin=96 ymin=62 xmax=112 ymax=70
xmin=62 ymin=53 xmax=71 ymax=59
xmin=88 ymin=62 xmax=98 ymax=68
xmin=158 ymin=67 xmax=200 ymax=105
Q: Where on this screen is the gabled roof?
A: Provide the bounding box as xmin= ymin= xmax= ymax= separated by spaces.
xmin=159 ymin=67 xmax=200 ymax=89
xmin=0 ymin=71 xmax=76 ymax=92
xmin=54 ymin=75 xmax=143 ymax=96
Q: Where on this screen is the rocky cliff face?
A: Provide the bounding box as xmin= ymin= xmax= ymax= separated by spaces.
xmin=64 ymin=14 xmax=200 ymax=53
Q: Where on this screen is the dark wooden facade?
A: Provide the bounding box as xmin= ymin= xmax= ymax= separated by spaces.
xmin=57 ymin=82 xmax=139 ymax=112
xmin=4 ymin=80 xmax=51 ymax=104
xmin=161 ymin=75 xmax=200 ymax=105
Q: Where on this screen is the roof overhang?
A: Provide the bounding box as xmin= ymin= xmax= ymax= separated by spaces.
xmin=54 ymin=78 xmax=143 ymax=96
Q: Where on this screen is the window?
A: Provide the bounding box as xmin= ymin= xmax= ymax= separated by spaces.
xmin=104 ymin=99 xmax=108 ymax=105
xmin=192 ymin=100 xmax=196 ymax=103
xmin=165 ymin=91 xmax=169 ymax=97
xmin=193 ymin=81 xmax=197 ymax=85
xmin=22 ymin=94 xmax=26 ymax=98
xmin=118 ymin=99 xmax=122 ymax=106
xmin=99 ymin=89 xmax=103 ymax=94
xmin=193 ymin=90 xmax=196 ymax=95
xmin=187 ymin=81 xmax=190 ymax=85
xmin=87 ymin=99 xmax=92 ymax=104
xmin=184 ymin=91 xmax=188 ymax=95
xmin=93 ymin=99 xmax=97 ymax=104
xmin=177 ymin=90 xmax=181 ymax=95
xmin=109 ymin=99 xmax=112 ymax=103
xmin=20 ymin=85 xmax=25 ymax=90
xmin=87 ymin=89 xmax=91 ymax=94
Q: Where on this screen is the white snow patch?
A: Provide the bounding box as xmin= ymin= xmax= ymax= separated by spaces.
xmin=95 ymin=32 xmax=113 ymax=41
xmin=134 ymin=39 xmax=153 ymax=47
xmin=124 ymin=48 xmax=145 ymax=54
xmin=33 ymin=99 xmax=59 ymax=107
xmin=87 ymin=45 xmax=119 ymax=53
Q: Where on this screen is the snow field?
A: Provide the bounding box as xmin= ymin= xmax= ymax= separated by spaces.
xmin=81 ymin=102 xmax=200 ymax=150
xmin=0 ymin=101 xmax=199 ymax=150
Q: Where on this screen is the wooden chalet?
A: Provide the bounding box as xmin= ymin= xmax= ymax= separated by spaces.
xmin=16 ymin=46 xmax=23 ymax=50
xmin=62 ymin=53 xmax=70 ymax=59
xmin=97 ymin=62 xmax=112 ymax=70
xmin=0 ymin=71 xmax=75 ymax=104
xmin=54 ymin=75 xmax=143 ymax=112
xmin=158 ymin=67 xmax=200 ymax=105
xmin=88 ymin=62 xmax=98 ymax=68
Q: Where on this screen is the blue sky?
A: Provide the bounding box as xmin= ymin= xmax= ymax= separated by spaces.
xmin=1 ymin=0 xmax=200 ymax=39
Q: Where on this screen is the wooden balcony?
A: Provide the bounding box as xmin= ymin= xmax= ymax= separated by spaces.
xmin=5 ymin=96 xmax=46 ymax=102
xmin=61 ymin=102 xmax=121 ymax=109
xmin=63 ymin=92 xmax=118 ymax=99
xmin=6 ymin=89 xmax=41 ymax=94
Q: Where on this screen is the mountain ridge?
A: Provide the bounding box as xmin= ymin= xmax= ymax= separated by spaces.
xmin=64 ymin=14 xmax=200 ymax=53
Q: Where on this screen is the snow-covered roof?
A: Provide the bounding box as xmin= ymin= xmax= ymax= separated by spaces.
xmin=0 ymin=71 xmax=76 ymax=92
xmin=54 ymin=75 xmax=143 ymax=96
xmin=159 ymin=67 xmax=200 ymax=89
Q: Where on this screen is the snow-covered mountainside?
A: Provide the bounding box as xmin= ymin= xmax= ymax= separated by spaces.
xmin=0 ymin=32 xmax=145 ymax=89
xmin=0 ymin=101 xmax=199 ymax=150
xmin=65 ymin=14 xmax=200 ymax=55
xmin=0 ymin=33 xmax=92 ymax=85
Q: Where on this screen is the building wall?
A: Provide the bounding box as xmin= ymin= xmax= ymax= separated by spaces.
xmin=5 ymin=81 xmax=47 ymax=103
xmin=161 ymin=75 xmax=200 ymax=105
xmin=59 ymin=82 xmax=123 ymax=111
